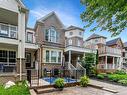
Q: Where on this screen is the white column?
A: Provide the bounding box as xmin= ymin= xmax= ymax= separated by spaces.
xmin=113 ymin=57 xmax=115 ymax=69
xmin=105 ymin=56 xmax=107 ymax=69
xmin=69 ymin=51 xmax=71 ymax=64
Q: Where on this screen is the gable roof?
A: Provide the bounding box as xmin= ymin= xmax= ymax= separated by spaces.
xmin=37 ymin=11 xmax=64 ymax=27
xmin=66 ymin=25 xmax=84 ymax=31
xmin=16 ymin=0 xmax=28 ymax=10
xmin=106 ymin=38 xmax=122 ymax=46
xmin=86 ymin=33 xmax=106 ymax=41
xmin=124 ymin=42 xmax=127 ymax=47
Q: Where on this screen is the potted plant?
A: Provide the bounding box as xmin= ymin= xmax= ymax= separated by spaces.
xmin=80 ymin=76 xmax=89 ymax=87
xmin=54 ymin=78 xmax=64 ymax=91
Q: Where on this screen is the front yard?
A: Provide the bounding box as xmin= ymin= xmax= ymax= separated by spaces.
xmin=0 ymin=81 xmax=30 ymax=95
xmin=96 ymin=70 xmax=127 ymax=86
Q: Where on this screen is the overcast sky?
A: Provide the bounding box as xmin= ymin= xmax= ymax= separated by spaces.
xmin=23 ymin=0 xmax=127 ymax=43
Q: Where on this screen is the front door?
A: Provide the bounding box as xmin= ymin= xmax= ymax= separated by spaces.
xmin=25 ymin=53 xmax=31 ymax=68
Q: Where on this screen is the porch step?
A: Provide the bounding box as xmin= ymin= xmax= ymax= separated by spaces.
xmin=34 ymin=87 xmax=56 ymax=94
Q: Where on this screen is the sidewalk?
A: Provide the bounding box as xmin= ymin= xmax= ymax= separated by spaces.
xmin=90 ymin=79 xmax=127 ymax=95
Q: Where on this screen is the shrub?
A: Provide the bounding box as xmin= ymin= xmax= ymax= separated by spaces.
xmin=108 ymin=74 xmax=127 ymax=82
xmin=80 ymin=76 xmax=89 ymax=87
xmin=114 ymin=70 xmax=126 ymax=75
xmin=97 ymin=74 xmax=105 ymax=79
xmin=118 ymin=79 xmax=127 ymax=86
xmin=54 ymin=78 xmax=64 ymax=89
xmin=0 ymin=81 xmax=30 ymax=95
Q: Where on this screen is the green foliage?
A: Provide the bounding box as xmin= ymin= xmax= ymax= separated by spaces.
xmin=80 ymin=0 xmax=127 ymax=36
xmin=0 ymin=81 xmax=30 ymax=95
xmin=54 ymin=78 xmax=64 ymax=88
xmin=97 ymin=73 xmax=106 ymax=79
xmin=81 ymin=53 xmax=96 ymax=76
xmin=118 ymin=79 xmax=127 ymax=86
xmin=114 ymin=70 xmax=126 ymax=75
xmin=80 ymin=76 xmax=89 ymax=87
xmin=108 ymin=74 xmax=127 ymax=82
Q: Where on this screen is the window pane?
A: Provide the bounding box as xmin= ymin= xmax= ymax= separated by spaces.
xmin=58 ymin=52 xmax=61 ymax=62
xmin=27 ymin=32 xmax=33 ymax=43
xmin=0 ymin=50 xmax=7 ymax=62
xmin=45 ymin=29 xmax=49 ymax=41
xmin=9 ymin=51 xmax=16 ymax=63
xmin=46 ymin=50 xmax=49 ymax=62
xmin=0 ymin=25 xmax=9 ymax=36
xmin=51 ymin=51 xmax=57 ymax=62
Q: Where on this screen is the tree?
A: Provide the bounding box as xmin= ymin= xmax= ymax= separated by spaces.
xmin=81 ymin=53 xmax=96 ymax=76
xmin=80 ymin=0 xmax=127 ymax=36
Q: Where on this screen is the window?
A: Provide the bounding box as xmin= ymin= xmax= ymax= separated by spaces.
xmin=69 ymin=32 xmax=73 ymax=35
xmin=45 ymin=50 xmax=62 ymax=63
xmin=51 ymin=51 xmax=57 ymax=62
xmin=58 ymin=52 xmax=61 ymax=62
xmin=79 ymin=32 xmax=82 ymax=35
xmin=95 ymin=39 xmax=98 ymax=42
xmin=45 ymin=27 xmax=58 ymax=43
xmin=46 ymin=50 xmax=49 ymax=62
xmin=68 ymin=39 xmax=72 ymax=45
xmin=9 ymin=51 xmax=16 ymax=63
xmin=0 ymin=50 xmax=7 ymax=62
xmin=77 ymin=39 xmax=81 ymax=46
xmin=0 ymin=24 xmax=9 ymax=36
xmin=27 ymin=32 xmax=33 ymax=43
xmin=10 ymin=26 xmax=17 ymax=38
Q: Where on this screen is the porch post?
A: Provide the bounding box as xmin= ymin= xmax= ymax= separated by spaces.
xmin=69 ymin=51 xmax=71 ymax=64
xmin=105 ymin=56 xmax=107 ymax=69
xmin=113 ymin=57 xmax=115 ymax=69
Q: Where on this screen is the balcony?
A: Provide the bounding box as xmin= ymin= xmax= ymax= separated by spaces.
xmin=0 ymin=23 xmax=18 ymax=39
xmin=98 ymin=46 xmax=122 ymax=56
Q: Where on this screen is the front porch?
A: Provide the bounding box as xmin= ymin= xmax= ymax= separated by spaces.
xmin=97 ymin=56 xmax=122 ymax=71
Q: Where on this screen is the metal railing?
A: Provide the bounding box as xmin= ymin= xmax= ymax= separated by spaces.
xmin=76 ymin=62 xmax=86 ymax=75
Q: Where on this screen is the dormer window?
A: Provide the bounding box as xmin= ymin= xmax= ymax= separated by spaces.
xmin=45 ymin=27 xmax=59 ymax=43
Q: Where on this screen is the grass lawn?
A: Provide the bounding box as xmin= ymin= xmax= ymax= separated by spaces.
xmin=0 ymin=81 xmax=30 ymax=95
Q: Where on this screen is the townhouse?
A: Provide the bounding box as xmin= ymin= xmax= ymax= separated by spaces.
xmin=0 ymin=0 xmax=38 ymax=83
xmin=85 ymin=34 xmax=124 ymax=73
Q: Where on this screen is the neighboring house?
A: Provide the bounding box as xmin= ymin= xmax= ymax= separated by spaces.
xmin=85 ymin=34 xmax=123 ymax=73
xmin=0 ymin=0 xmax=38 ymax=83
xmin=64 ymin=26 xmax=96 ymax=69
xmin=123 ymin=42 xmax=127 ymax=68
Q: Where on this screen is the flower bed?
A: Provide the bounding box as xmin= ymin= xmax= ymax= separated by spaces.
xmin=96 ymin=70 xmax=127 ymax=86
xmin=0 ymin=81 xmax=30 ymax=95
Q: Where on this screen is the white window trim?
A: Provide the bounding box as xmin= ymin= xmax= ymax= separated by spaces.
xmin=0 ymin=23 xmax=17 ymax=39
xmin=45 ymin=50 xmax=62 ymax=64
xmin=45 ymin=27 xmax=59 ymax=43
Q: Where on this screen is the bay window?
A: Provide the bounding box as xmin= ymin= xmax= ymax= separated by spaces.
xmin=58 ymin=52 xmax=61 ymax=62
xmin=45 ymin=50 xmax=62 ymax=63
xmin=46 ymin=50 xmax=49 ymax=62
xmin=51 ymin=51 xmax=57 ymax=62
xmin=45 ymin=27 xmax=58 ymax=43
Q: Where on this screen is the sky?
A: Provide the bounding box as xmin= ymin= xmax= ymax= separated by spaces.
xmin=23 ymin=0 xmax=127 ymax=43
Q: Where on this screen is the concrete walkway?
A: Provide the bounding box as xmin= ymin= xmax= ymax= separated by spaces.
xmin=30 ymin=79 xmax=127 ymax=95
xmin=90 ymin=79 xmax=127 ymax=95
